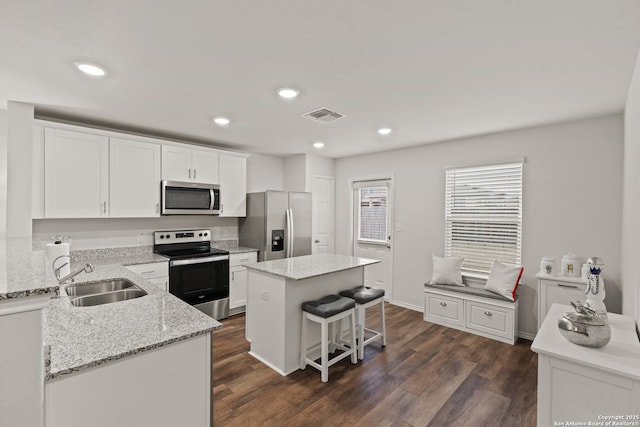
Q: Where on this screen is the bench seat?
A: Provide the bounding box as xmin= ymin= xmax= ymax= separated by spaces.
xmin=423 ymin=282 xmax=519 ymax=345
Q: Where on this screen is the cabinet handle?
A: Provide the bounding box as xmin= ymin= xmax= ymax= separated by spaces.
xmin=155 ymin=202 xmax=159 ymax=214
xmin=221 ymin=204 xmax=223 ymax=214
xmin=232 ymin=271 xmax=235 ymax=281
xmin=140 ymin=271 xmax=154 ymax=275
xmin=483 ymin=311 xmax=493 ymax=317
xmin=557 ymin=283 xmax=578 ymax=288
xmin=102 ymin=201 xmax=107 ymax=215
xmin=240 ymin=258 xmax=249 ymax=262
xmin=188 ymin=168 xmax=191 ymax=180
xmin=194 ymin=169 xmax=197 ymax=180
xmin=440 ymin=302 xmax=447 ymax=307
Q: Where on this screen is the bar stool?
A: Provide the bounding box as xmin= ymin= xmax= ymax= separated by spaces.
xmin=300 ymin=294 xmax=358 ymax=382
xmin=339 ymin=286 xmax=386 ymax=360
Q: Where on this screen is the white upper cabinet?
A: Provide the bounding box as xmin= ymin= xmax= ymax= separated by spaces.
xmin=44 ymin=128 xmax=109 ymax=218
xmin=219 ymin=154 xmax=247 ymax=217
xmin=109 ymin=137 xmax=161 ymax=217
xmin=161 ymin=145 xmax=219 ymax=184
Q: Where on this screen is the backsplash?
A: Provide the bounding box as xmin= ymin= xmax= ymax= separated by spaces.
xmin=32 ymin=217 xmax=239 ymax=250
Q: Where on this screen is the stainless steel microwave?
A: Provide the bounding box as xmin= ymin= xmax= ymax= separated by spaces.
xmin=161 ymin=180 xmax=220 ymax=215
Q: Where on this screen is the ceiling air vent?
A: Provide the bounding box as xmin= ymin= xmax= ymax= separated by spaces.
xmin=302 ymin=107 xmax=345 ymax=123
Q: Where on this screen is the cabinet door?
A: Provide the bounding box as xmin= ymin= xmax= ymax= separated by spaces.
xmin=110 ymin=138 xmax=161 ymax=217
xmin=219 ymin=154 xmax=246 ymax=217
xmin=229 ymin=266 xmax=248 ymax=309
xmin=44 ymin=128 xmax=109 ymax=218
xmin=191 ymin=148 xmax=219 ymax=184
xmin=539 ymin=279 xmax=587 ymax=329
xmin=161 ymin=145 xmax=192 ymax=181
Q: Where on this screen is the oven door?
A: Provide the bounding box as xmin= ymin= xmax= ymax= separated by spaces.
xmin=162 ymin=180 xmax=220 ymax=215
xmin=169 ymin=255 xmax=229 ymax=305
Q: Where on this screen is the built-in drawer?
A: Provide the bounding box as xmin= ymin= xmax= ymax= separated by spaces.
xmin=424 ymin=292 xmax=464 ymax=327
xmin=465 ymin=300 xmax=514 ymax=340
xmin=125 ymin=262 xmax=169 ymax=279
xmin=230 ymin=252 xmax=257 ymax=268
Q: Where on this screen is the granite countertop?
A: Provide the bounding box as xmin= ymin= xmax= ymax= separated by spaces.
xmin=44 ymin=264 xmax=221 ymax=381
xmin=0 ymin=238 xmax=59 ymax=300
xmin=211 ymin=240 xmax=258 ymax=255
xmin=245 ymin=253 xmax=380 ymax=281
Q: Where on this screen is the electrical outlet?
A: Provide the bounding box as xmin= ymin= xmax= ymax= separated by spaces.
xmin=136 ymin=233 xmax=144 ymax=243
xmin=261 ymin=291 xmax=269 ymax=301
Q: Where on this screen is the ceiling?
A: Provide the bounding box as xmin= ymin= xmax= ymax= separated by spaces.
xmin=1 ymin=1 xmax=640 ymax=159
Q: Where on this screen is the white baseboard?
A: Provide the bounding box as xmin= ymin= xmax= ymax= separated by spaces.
xmin=388 ymin=300 xmax=423 ymax=313
xmin=517 ymin=331 xmax=536 ymax=341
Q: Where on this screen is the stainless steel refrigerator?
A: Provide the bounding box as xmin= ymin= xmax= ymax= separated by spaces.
xmin=239 ymin=191 xmax=312 ymax=261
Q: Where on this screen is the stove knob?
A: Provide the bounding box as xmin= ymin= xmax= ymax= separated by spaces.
xmin=199 ymin=233 xmax=203 ymax=237
xmin=159 ymin=235 xmax=164 ymax=239
xmin=166 ymin=235 xmax=171 ymax=239
xmin=204 ymin=232 xmax=208 ymax=237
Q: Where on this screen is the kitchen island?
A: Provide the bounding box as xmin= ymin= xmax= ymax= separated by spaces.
xmin=245 ymin=253 xmax=380 ymax=375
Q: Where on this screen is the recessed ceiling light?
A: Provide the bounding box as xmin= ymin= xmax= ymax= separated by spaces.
xmin=213 ymin=117 xmax=231 ymax=126
xmin=313 ymin=141 xmax=325 ymax=149
xmin=377 ymin=127 xmax=392 ymax=136
xmin=277 ymin=87 xmax=300 ymax=99
xmin=74 ymin=62 xmax=106 ymax=77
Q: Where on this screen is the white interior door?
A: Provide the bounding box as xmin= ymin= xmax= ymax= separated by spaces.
xmin=312 ymin=174 xmax=334 ymax=254
xmin=352 ymin=179 xmax=393 ymax=299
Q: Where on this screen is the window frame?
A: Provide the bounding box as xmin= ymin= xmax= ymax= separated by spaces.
xmin=355 ymin=182 xmax=390 ymax=246
xmin=444 ymin=161 xmax=523 ymax=275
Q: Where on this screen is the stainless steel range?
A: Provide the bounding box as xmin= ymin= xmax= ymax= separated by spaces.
xmin=153 ymin=229 xmax=230 ymax=320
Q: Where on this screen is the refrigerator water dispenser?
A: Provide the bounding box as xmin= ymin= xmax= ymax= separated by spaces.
xmin=272 ymin=230 xmax=284 ymax=251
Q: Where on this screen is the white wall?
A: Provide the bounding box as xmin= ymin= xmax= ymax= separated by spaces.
xmin=247 ymin=154 xmax=284 ymax=193
xmin=6 ymin=102 xmax=33 ymax=237
xmin=335 ymin=115 xmax=624 ymax=338
xmin=622 ymin=52 xmax=640 ymax=326
xmin=283 ymin=154 xmax=306 ymax=192
xmin=306 ymin=154 xmax=335 ymax=188
xmin=0 ymin=109 xmax=7 ymax=237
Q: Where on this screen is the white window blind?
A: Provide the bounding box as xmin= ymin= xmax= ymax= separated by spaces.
xmin=445 ymin=162 xmax=523 ymax=274
xmin=356 ymin=182 xmax=389 ymax=244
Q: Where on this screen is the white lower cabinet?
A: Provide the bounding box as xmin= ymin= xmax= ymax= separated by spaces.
xmin=533 ymin=304 xmax=640 ymax=427
xmin=45 ymin=334 xmax=211 ymax=427
xmin=537 ymin=274 xmax=587 ymax=330
xmin=125 ymin=262 xmax=169 ymax=292
xmin=424 ymin=287 xmax=518 ymax=345
xmin=229 ymin=252 xmax=257 ymax=312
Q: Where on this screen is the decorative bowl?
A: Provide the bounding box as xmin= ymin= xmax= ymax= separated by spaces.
xmin=557 ymin=312 xmax=611 ymax=348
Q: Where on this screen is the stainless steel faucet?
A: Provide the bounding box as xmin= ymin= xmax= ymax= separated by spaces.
xmin=52 ymin=254 xmax=95 ymax=284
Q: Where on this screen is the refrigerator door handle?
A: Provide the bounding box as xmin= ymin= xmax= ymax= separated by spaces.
xmin=285 ymin=208 xmax=292 ymax=258
xmin=289 ymin=208 xmax=295 ymax=257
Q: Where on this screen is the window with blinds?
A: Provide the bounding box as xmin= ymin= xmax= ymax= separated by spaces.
xmin=445 ymin=162 xmax=523 ymax=274
xmin=357 ymin=185 xmax=389 ymax=243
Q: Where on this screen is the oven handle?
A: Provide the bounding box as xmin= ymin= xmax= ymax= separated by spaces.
xmin=170 ymin=255 xmax=229 ymax=267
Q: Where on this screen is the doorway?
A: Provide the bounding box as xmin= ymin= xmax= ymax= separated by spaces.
xmin=352 ymin=177 xmax=394 ymax=300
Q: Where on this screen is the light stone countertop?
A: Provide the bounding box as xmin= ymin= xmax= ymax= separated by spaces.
xmin=44 ymin=264 xmax=221 ymax=381
xmin=0 ymin=238 xmax=59 ymax=300
xmin=245 ymin=253 xmax=380 ymax=281
xmin=211 ymin=240 xmax=259 ymax=255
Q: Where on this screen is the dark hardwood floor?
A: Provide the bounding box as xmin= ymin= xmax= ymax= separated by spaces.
xmin=212 ymin=303 xmax=537 ymax=426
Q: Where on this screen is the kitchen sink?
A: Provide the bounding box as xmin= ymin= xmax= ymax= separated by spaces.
xmin=66 ymin=278 xmax=148 ymax=307
xmin=65 ymin=278 xmax=136 ymax=297
xmin=69 ymin=289 xmax=148 ymax=307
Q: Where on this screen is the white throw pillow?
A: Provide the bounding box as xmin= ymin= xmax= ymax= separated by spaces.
xmin=484 ymin=260 xmax=523 ymax=301
xmin=431 ymin=255 xmax=464 ymax=286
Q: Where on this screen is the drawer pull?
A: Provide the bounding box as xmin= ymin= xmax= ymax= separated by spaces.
xmin=140 ymin=270 xmax=155 ymax=275
xmin=440 ymin=302 xmax=447 ymax=307
xmin=557 ymin=283 xmax=578 ymax=288
xmin=240 ymin=258 xmax=249 ymax=262
xmin=483 ymin=311 xmax=493 ymax=317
